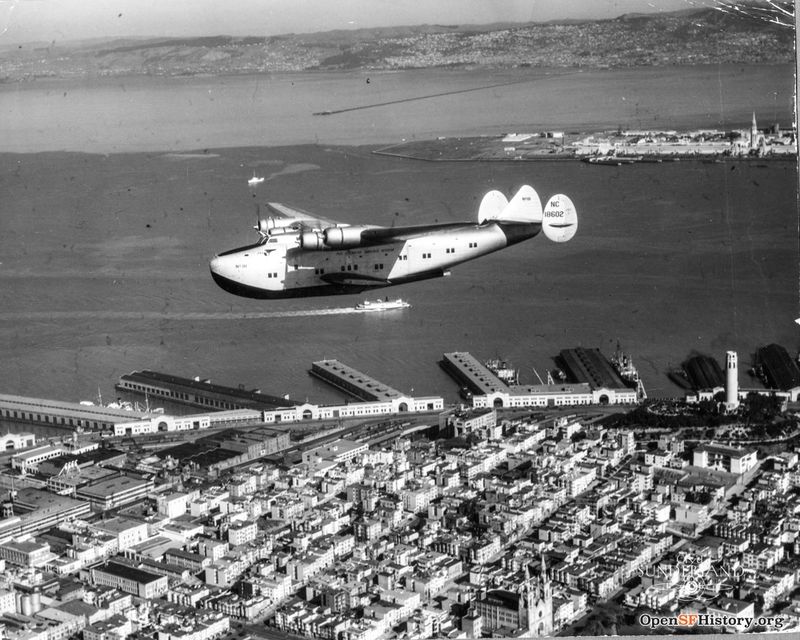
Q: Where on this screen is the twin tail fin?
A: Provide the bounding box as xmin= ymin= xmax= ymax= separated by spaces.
xmin=479 ymin=184 xmax=577 ymax=242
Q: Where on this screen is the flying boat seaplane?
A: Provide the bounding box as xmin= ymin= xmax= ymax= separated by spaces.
xmin=209 ymin=185 xmax=577 ymax=299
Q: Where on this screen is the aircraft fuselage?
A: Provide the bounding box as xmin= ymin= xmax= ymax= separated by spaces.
xmin=210 ymin=220 xmax=539 ymax=299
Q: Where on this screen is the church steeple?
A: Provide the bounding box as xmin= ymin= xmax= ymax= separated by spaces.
xmin=540 ymin=552 xmax=548 ymax=582
xmin=750 ymin=111 xmax=759 ymax=149
xmin=520 ymin=556 xmax=553 ymax=636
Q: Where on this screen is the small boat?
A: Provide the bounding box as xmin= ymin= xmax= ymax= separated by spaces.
xmin=247 ymin=172 xmax=265 ymax=187
xmin=355 ymin=297 xmax=411 ymax=312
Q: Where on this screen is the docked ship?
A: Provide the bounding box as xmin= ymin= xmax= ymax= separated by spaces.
xmin=355 ymin=298 xmax=411 ymax=312
xmin=611 ymin=343 xmax=647 ymax=400
xmin=583 ymin=155 xmax=642 ymax=165
xmin=484 ymin=358 xmax=519 ymax=385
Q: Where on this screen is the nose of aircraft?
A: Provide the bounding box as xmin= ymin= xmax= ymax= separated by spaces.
xmin=209 ymin=254 xmax=233 ymax=283
xmin=209 ymin=253 xmax=240 ymax=295
xmin=209 ymin=255 xmax=222 ymax=275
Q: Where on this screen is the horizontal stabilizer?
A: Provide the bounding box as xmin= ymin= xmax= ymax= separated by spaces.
xmin=542 ymin=194 xmax=577 ymax=243
xmin=478 ymin=190 xmax=508 ymax=223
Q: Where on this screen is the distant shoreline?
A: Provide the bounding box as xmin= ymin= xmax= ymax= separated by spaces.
xmin=0 ymin=60 xmax=792 ymax=87
xmin=0 ymin=7 xmax=792 ymax=82
xmin=1 ymin=65 xmax=793 ymax=155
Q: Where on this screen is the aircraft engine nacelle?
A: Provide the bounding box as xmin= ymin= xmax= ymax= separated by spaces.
xmin=256 ymin=218 xmax=273 ymax=234
xmin=300 ymin=231 xmax=326 ymax=250
xmin=323 ymin=225 xmax=369 ymax=248
xmin=257 ymin=218 xmax=298 ymax=236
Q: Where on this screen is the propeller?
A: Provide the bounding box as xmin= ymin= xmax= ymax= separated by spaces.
xmin=253 ymin=204 xmax=265 ymax=237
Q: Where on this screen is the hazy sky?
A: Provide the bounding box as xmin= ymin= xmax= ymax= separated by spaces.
xmin=0 ymin=0 xmax=718 ymax=45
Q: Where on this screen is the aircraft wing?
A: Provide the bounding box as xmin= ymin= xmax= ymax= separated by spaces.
xmin=264 ymin=202 xmax=342 ymax=231
xmin=264 ymin=205 xmax=480 ymax=243
xmin=360 ymin=222 xmax=472 ymax=244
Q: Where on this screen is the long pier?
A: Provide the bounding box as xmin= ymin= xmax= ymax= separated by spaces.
xmin=0 ymin=394 xmax=156 ymax=433
xmin=439 ymin=352 xmax=509 ymax=396
xmin=309 ymin=359 xmax=405 ymax=402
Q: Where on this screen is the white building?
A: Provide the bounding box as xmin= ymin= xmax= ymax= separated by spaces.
xmin=693 ymin=444 xmax=757 ymax=475
xmin=471 ymin=385 xmax=637 ymax=409
xmin=302 ymin=439 xmax=368 ymax=466
xmin=157 ymin=492 xmax=192 ymax=519
xmin=262 ymin=396 xmax=443 ymax=424
xmin=92 ymin=517 xmax=150 ymax=552
xmin=11 ymin=445 xmax=63 ymax=474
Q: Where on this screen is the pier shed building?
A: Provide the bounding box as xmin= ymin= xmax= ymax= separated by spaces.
xmin=755 ymin=344 xmax=800 ymax=392
xmin=116 ymin=370 xmax=295 ymax=412
xmin=557 ymin=348 xmax=630 ymax=390
xmin=0 ymin=394 xmax=156 ymax=433
xmin=439 ymin=353 xmax=509 ymax=396
xmin=441 ymin=351 xmax=638 ymax=409
xmin=309 ymin=360 xmax=406 ymax=402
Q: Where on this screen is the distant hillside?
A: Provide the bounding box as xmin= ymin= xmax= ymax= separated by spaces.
xmin=0 ymin=7 xmax=793 ymax=81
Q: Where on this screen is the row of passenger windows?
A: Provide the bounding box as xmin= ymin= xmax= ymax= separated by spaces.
xmin=307 ymin=244 xmax=481 ymax=275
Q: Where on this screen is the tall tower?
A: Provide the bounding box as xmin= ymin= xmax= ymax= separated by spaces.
xmin=750 ymin=112 xmax=759 ymax=149
xmin=725 ymin=351 xmax=739 ymax=409
xmin=522 ymin=557 xmax=554 ymax=636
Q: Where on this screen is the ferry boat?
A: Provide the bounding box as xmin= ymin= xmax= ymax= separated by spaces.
xmin=247 ymin=172 xmax=265 ymax=187
xmin=355 ymin=297 xmax=411 ymax=312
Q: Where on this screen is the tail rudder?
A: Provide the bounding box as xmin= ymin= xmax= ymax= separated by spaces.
xmin=480 ymin=185 xmax=542 ymax=224
xmin=478 ymin=190 xmax=508 ymax=223
xmin=542 ymin=194 xmax=577 ymax=242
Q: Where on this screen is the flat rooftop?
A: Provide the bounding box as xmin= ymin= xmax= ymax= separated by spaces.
xmin=757 ymin=343 xmax=800 ymax=391
xmin=310 ymin=359 xmax=404 ymax=402
xmin=12 ymin=487 xmax=91 ymax=516
xmin=41 ymin=448 xmax=126 ymax=468
xmin=93 ymin=516 xmax=147 ymax=535
xmin=118 ymin=370 xmax=295 ymax=409
xmin=77 ymin=475 xmax=152 ymax=499
xmin=0 ymin=394 xmax=155 ymax=421
xmin=155 ymin=440 xmax=241 ymax=468
xmin=440 ymin=352 xmax=509 ymax=395
xmin=557 ymin=348 xmax=629 ymax=390
xmin=97 ymin=561 xmax=163 ymax=584
xmin=695 ymin=443 xmax=756 ymax=458
xmin=682 ymin=355 xmax=724 ymax=390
